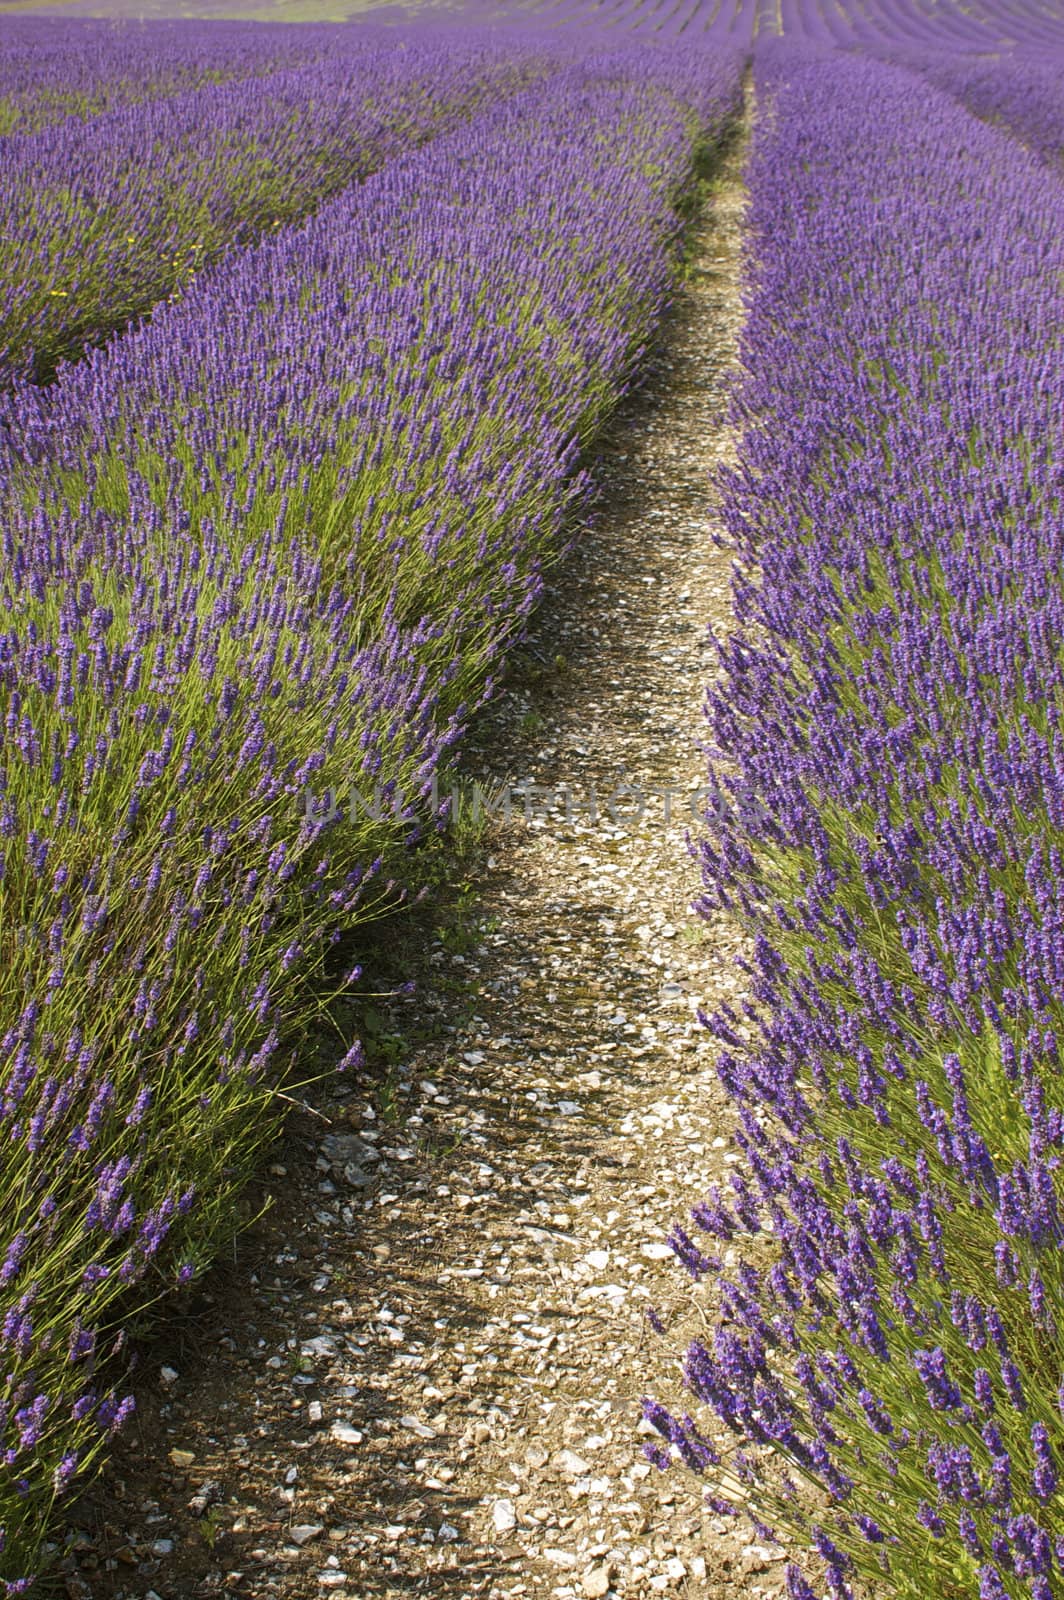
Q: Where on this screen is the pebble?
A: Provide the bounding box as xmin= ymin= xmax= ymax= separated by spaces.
xmin=493 ymin=1498 xmax=518 ymax=1533
xmin=401 ymin=1414 xmax=436 ymax=1439
xmin=290 ymin=1524 xmax=325 ymax=1547
xmin=330 ymin=1422 xmax=363 ymax=1446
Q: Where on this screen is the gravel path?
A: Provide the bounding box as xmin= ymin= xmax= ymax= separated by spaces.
xmin=61 ymin=110 xmax=781 ymax=1600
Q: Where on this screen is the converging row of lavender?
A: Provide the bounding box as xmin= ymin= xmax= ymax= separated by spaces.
xmin=0 ymin=28 xmax=557 ymax=388
xmin=647 ymin=38 xmax=1064 ymax=1600
xmin=0 ymin=16 xmax=344 ymax=136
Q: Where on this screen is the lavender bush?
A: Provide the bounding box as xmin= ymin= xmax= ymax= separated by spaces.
xmin=648 ymin=41 xmax=1064 ymax=1600
xmin=0 ymin=39 xmax=741 ymax=1589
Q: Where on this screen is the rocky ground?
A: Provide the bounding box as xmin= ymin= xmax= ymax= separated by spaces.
xmin=57 ymin=110 xmax=787 ymax=1600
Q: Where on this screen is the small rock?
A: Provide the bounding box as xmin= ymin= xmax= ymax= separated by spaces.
xmin=321 ymin=1132 xmax=378 ymax=1166
xmin=557 ymin=1450 xmax=590 ymax=1476
xmin=301 ymin=1336 xmax=336 ymax=1359
xmin=187 ymin=1481 xmax=222 ymax=1516
xmin=168 ymin=1449 xmax=195 ymax=1469
xmin=492 ymin=1499 xmax=517 ymax=1534
xmin=583 ymin=1565 xmax=611 ymax=1598
xmin=308 ymin=1401 xmax=324 ymax=1424
xmin=159 ymin=1366 xmax=179 ymax=1386
xmin=290 ymin=1525 xmax=324 ymax=1547
xmin=641 ymin=1242 xmax=674 ymax=1262
xmin=742 ymin=1543 xmax=785 ymax=1571
xmin=401 ymin=1414 xmax=435 ymax=1439
xmin=437 ymin=1523 xmax=461 ymax=1543
xmin=330 ymin=1422 xmax=363 ymax=1446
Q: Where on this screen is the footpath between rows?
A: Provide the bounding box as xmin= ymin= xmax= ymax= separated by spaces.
xmin=63 ymin=111 xmax=777 ymax=1600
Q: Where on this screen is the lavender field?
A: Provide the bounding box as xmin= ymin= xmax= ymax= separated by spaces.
xmin=2 ymin=0 xmax=1064 ymax=1596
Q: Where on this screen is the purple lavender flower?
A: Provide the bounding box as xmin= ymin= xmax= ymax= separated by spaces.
xmin=785 ymin=1567 xmax=818 ymax=1600
xmin=978 ymin=1567 xmax=1009 ymax=1600
xmin=1031 ymin=1423 xmax=1058 ymax=1501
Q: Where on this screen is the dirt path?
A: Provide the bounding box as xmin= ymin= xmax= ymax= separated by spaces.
xmin=61 ymin=109 xmax=781 ymax=1600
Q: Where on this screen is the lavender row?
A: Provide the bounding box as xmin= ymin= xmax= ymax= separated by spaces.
xmin=0 ymin=16 xmax=341 ymax=136
xmin=0 ymin=29 xmax=550 ymax=388
xmin=647 ymin=43 xmax=1064 ymax=1600
xmin=912 ymin=53 xmax=1064 ymax=169
xmin=0 ymin=43 xmax=742 ymax=1588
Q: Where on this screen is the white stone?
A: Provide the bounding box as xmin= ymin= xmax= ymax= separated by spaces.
xmin=401 ymin=1414 xmax=436 ymax=1439
xmin=289 ymin=1525 xmax=324 ymax=1547
xmin=330 ymin=1422 xmax=363 ymax=1446
xmin=492 ymin=1499 xmax=517 ymax=1533
xmin=301 ymin=1335 xmax=336 ymax=1358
